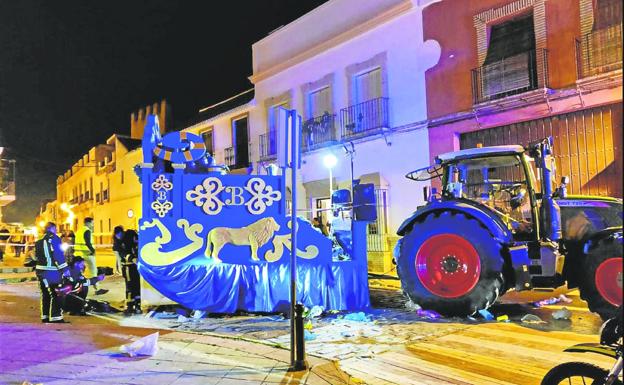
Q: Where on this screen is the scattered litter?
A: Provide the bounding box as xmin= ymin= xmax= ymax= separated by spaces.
xmin=304 ymin=330 xmax=316 ymax=341
xmin=145 ymin=310 xmax=155 ymax=318
xmin=191 ymin=310 xmax=206 ymax=319
xmin=341 ymin=331 xmax=355 ymax=338
xmin=21 ymin=382 xmax=42 ymax=385
xmin=533 ymin=294 xmax=573 ymax=308
xmin=467 ymin=316 xmax=478 ymax=322
xmin=308 ymin=305 xmax=324 ymax=319
xmin=496 ymin=315 xmax=509 ymax=323
xmin=304 ymin=320 xmax=313 ymax=330
xmin=405 ymin=300 xmax=422 ymax=311
xmin=119 ymin=332 xmax=159 ymax=357
xmin=176 ymin=315 xmax=189 ymax=323
xmin=416 ymin=309 xmax=442 ymax=319
xmin=151 ymin=311 xmax=178 ymax=319
xmin=478 ymin=309 xmax=495 ymax=321
xmin=521 ymin=314 xmax=546 ymax=324
xmin=343 ymin=312 xmax=371 ymax=322
xmin=552 ymin=307 xmax=572 ymax=320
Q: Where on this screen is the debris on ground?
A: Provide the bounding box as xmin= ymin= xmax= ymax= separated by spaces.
xmin=191 ymin=310 xmax=206 ymax=319
xmin=304 ymin=330 xmax=316 ymax=341
xmin=496 ymin=315 xmax=509 ymax=322
xmin=416 ymin=309 xmax=442 ymax=319
xmin=405 ymin=300 xmax=422 ymax=311
xmin=552 ymin=307 xmax=572 ymax=320
xmin=149 ymin=311 xmax=178 ymax=319
xmin=478 ymin=309 xmax=495 ymax=321
xmin=533 ymin=294 xmax=574 ymax=308
xmin=521 ymin=314 xmax=546 ymax=324
xmin=177 ymin=314 xmax=189 ymax=323
xmin=307 ymin=305 xmax=324 ymax=319
xmin=343 ymin=312 xmax=371 ymax=322
xmin=119 ymin=332 xmax=159 ymax=357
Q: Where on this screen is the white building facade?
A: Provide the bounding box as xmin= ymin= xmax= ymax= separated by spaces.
xmin=184 ymin=0 xmax=442 ymax=272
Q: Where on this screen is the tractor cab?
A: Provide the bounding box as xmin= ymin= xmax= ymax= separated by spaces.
xmin=407 ymin=140 xmax=561 ymax=243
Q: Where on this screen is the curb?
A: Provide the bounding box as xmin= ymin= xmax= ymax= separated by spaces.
xmin=0 ymin=276 xmax=37 ymax=284
xmin=0 ymin=267 xmax=33 ymax=274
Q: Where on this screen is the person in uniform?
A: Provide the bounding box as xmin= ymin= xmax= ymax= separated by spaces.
xmin=35 ymin=222 xmax=71 ymax=323
xmin=60 ymin=256 xmax=105 ymax=315
xmin=121 ymin=229 xmax=141 ymax=314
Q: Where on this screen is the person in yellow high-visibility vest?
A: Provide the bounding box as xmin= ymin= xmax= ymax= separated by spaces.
xmin=74 ymin=217 xmax=107 ymax=295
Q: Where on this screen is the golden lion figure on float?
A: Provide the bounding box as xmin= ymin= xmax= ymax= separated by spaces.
xmin=204 ymin=217 xmax=281 ymax=263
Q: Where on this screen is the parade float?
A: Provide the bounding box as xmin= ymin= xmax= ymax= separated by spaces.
xmin=137 ymin=113 xmax=374 ymax=313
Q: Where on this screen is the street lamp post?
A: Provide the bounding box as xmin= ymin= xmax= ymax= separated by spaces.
xmin=323 ymin=154 xmax=337 ymax=198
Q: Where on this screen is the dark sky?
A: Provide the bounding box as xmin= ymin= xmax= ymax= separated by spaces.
xmin=0 ymin=0 xmax=327 ymax=224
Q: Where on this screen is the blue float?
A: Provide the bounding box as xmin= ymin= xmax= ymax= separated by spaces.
xmin=137 ymin=114 xmax=372 ymax=313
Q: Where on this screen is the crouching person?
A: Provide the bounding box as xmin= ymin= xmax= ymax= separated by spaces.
xmin=62 ymin=257 xmax=105 ymax=315
xmin=122 ymin=230 xmax=141 ymax=314
xmin=35 ymin=222 xmax=71 ymax=323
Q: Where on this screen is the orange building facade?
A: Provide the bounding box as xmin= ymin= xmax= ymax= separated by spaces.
xmin=424 ymin=0 xmax=622 ymax=197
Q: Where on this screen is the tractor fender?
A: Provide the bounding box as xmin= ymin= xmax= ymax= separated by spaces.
xmin=396 ymin=200 xmax=514 ymax=244
xmin=582 ymin=226 xmax=623 ymax=255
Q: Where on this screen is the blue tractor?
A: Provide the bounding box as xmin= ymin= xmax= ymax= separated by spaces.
xmin=396 ymin=138 xmax=622 ymax=320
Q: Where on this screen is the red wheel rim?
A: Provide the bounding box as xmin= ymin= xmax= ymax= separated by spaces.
xmin=595 ymin=257 xmax=623 ymax=306
xmin=415 ymin=234 xmax=481 ymax=298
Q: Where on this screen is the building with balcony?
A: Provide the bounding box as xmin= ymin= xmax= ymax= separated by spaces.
xmin=424 ymin=0 xmax=622 ymax=197
xmin=243 ymin=0 xmax=442 ymax=273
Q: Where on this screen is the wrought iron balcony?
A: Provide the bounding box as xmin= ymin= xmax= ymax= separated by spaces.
xmin=471 ymin=49 xmax=549 ymax=104
xmin=302 ymin=113 xmax=338 ymax=152
xmin=259 ymin=130 xmax=277 ymax=160
xmin=340 ymin=97 xmax=390 ymax=140
xmin=576 ymin=24 xmax=623 ymax=79
xmin=224 ymin=147 xmax=236 ymax=167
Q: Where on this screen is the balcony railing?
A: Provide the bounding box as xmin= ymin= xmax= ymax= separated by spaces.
xmin=340 ymin=97 xmax=389 ymax=140
xmin=224 ymin=147 xmax=236 ymax=167
xmin=259 ymin=130 xmax=277 ymax=160
xmin=576 ymin=24 xmax=623 ymax=79
xmin=471 ymin=49 xmax=549 ymax=104
xmin=302 ymin=113 xmax=338 ymax=152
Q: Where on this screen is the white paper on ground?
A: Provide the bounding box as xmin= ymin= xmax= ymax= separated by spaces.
xmin=119 ymin=332 xmax=159 ymax=357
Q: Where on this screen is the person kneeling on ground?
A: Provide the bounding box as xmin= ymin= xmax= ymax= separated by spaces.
xmin=122 ymin=229 xmax=141 ymax=314
xmin=60 ymin=257 xmax=105 ymax=316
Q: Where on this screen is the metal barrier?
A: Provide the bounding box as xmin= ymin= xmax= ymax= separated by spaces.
xmin=301 ymin=113 xmax=337 ymax=152
xmin=340 ymin=97 xmax=389 ymax=140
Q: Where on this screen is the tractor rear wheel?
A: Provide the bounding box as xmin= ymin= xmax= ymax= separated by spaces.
xmin=397 ymin=211 xmax=506 ymax=316
xmin=579 ymin=234 xmax=623 ymax=320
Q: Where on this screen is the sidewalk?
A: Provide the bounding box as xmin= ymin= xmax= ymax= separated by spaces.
xmin=0 ymin=283 xmax=362 ymax=385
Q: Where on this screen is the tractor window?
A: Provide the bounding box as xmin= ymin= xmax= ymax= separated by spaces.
xmin=447 ymin=155 xmax=533 ymax=235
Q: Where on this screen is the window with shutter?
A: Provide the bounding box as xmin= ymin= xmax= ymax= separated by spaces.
xmin=481 ymin=14 xmax=537 ymax=99
xmin=354 ymin=67 xmax=382 ymax=104
xmin=200 ymin=129 xmax=214 ymax=156
xmin=307 ymin=87 xmax=332 ymax=119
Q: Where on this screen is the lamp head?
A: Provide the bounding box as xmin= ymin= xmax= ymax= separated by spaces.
xmin=323 ymin=154 xmax=337 ymax=169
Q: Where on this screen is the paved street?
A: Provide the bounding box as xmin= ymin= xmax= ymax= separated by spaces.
xmin=0 ymin=254 xmax=615 ymax=385
xmin=0 ymin=282 xmax=357 ymax=385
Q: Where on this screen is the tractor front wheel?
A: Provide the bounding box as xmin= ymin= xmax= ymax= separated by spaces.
xmin=397 ymin=211 xmax=506 ymax=317
xmin=579 ymin=234 xmax=623 ymax=320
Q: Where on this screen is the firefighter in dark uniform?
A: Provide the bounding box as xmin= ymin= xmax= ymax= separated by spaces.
xmin=122 ymin=229 xmax=141 ymax=314
xmin=35 ymin=222 xmax=71 ymax=323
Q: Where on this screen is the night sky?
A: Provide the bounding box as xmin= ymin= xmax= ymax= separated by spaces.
xmin=0 ymin=0 xmax=327 ymax=224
